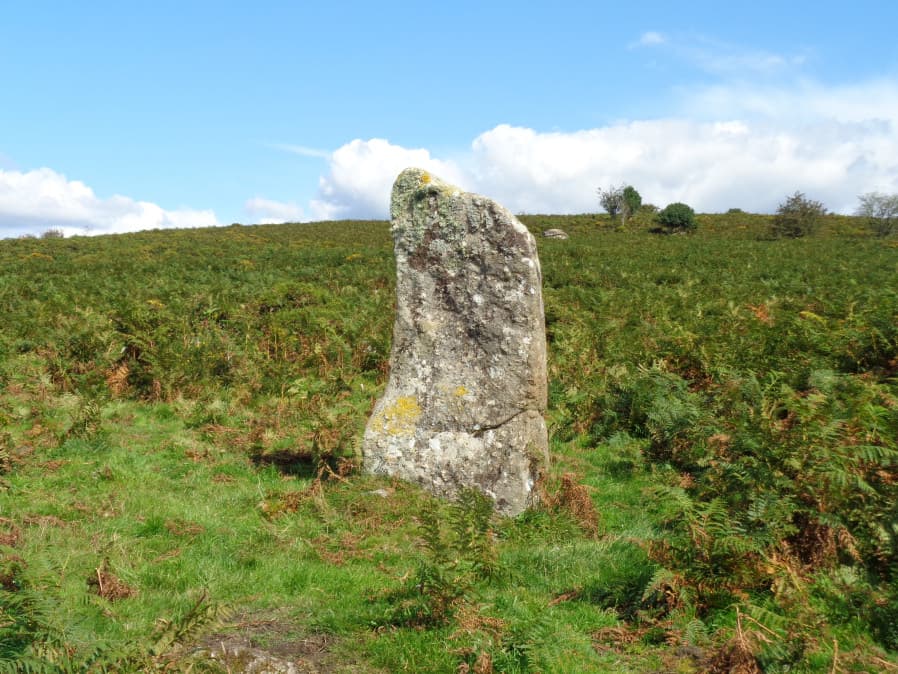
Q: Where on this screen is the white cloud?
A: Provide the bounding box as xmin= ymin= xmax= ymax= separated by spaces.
xmin=307 ymin=79 xmax=898 ymax=217
xmin=686 ymin=78 xmax=898 ymax=125
xmin=632 ymin=31 xmax=666 ymax=47
xmin=309 ymin=138 xmax=465 ymax=220
xmin=244 ymin=196 xmax=305 ymax=224
xmin=267 ymin=143 xmax=331 ymax=159
xmin=0 ymin=167 xmax=220 ymax=238
xmin=634 ymin=30 xmax=805 ymax=76
xmin=690 ymin=46 xmax=796 ymax=76
xmin=10 ymin=74 xmax=896 ymax=238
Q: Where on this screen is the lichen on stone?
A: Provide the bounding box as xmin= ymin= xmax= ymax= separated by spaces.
xmin=363 ymin=168 xmax=549 ymax=516
xmin=370 ymin=395 xmax=421 ymax=436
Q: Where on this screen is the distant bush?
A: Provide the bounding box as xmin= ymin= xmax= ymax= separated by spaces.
xmin=597 ymin=185 xmax=624 ymax=221
xmin=622 ymin=186 xmax=642 ymax=224
xmin=655 ymin=202 xmax=696 ymax=233
xmin=726 ymin=207 xmax=744 ymax=214
xmin=771 ymin=191 xmax=826 ymax=238
xmin=856 ymin=191 xmax=898 ymax=238
xmin=40 ymin=229 xmax=64 ymax=239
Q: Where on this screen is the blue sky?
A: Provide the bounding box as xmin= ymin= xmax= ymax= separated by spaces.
xmin=2 ymin=1 xmax=898 ymax=237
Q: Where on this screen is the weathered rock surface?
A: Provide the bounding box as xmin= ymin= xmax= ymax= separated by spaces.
xmin=542 ymin=228 xmax=569 ymax=239
xmin=362 ymin=168 xmax=549 ymax=516
xmin=204 ymin=641 xmax=315 ymax=674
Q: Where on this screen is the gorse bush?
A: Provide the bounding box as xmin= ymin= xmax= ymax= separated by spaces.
xmin=771 ymin=191 xmax=826 ymax=238
xmin=655 ymin=202 xmax=696 ymax=232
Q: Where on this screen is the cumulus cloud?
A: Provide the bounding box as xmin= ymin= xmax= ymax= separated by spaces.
xmin=244 ymin=196 xmax=305 ymax=224
xmin=308 ymin=79 xmax=898 ymax=218
xmin=0 ymin=168 xmax=220 ymax=238
xmin=469 ymin=118 xmax=898 ymax=215
xmin=686 ymin=79 xmax=898 ymax=126
xmin=309 ymin=138 xmax=465 ymax=220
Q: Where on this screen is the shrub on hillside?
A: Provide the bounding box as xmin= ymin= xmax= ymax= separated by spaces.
xmin=655 ymin=202 xmax=696 ymax=233
xmin=622 ymin=186 xmax=642 ymax=224
xmin=597 ymin=185 xmax=624 ymax=221
xmin=771 ymin=191 xmax=826 ymax=238
xmin=856 ymin=191 xmax=898 ymax=238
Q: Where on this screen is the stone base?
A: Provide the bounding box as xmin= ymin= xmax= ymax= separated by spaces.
xmin=364 ymin=408 xmax=548 ymax=517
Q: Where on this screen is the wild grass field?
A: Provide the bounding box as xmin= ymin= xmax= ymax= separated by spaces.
xmin=1 ymin=212 xmax=897 ymax=672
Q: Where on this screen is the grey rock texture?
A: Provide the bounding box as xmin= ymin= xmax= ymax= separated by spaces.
xmin=363 ymin=168 xmax=549 ymax=516
xmin=542 ymin=228 xmax=569 ymax=239
xmin=204 ymin=642 xmax=313 ymax=673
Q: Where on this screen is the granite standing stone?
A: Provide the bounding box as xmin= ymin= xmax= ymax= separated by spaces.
xmin=362 ymin=168 xmax=549 ymax=516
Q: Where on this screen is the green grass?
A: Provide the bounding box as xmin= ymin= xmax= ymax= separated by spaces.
xmin=1 ymin=214 xmax=897 ymax=671
xmin=2 ymin=400 xmax=667 ymax=671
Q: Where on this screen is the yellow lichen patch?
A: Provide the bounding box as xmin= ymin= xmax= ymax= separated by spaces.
xmin=454 ymin=385 xmax=468 ymax=397
xmin=420 ymin=172 xmax=431 ymax=185
xmin=372 ymin=396 xmax=422 ymax=436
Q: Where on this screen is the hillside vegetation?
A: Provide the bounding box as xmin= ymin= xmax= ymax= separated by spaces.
xmin=1 ymin=213 xmax=897 ymax=672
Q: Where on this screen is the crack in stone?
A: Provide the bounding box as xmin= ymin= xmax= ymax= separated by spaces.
xmin=471 ymin=408 xmax=535 ymax=436
xmin=363 ymin=168 xmax=549 ymax=516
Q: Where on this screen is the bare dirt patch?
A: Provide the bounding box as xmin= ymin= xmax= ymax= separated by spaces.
xmin=198 ymin=611 xmax=382 ymax=673
xmin=87 ymin=560 xmax=137 ymax=601
xmin=0 ymin=517 xmax=22 ymax=547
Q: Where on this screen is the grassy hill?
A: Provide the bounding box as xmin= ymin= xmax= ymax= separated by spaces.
xmin=1 ymin=214 xmax=897 ymax=672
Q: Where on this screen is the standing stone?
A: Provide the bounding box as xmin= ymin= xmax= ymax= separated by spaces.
xmin=363 ymin=168 xmax=549 ymax=516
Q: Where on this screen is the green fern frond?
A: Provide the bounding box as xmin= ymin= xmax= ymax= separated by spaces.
xmin=684 ymin=617 xmax=709 ymax=646
xmin=417 ymin=500 xmax=449 ymax=565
